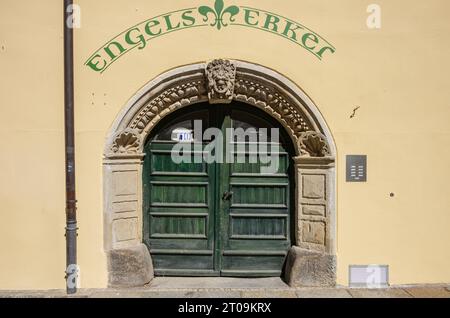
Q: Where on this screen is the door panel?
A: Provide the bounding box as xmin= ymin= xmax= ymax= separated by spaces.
xmin=143 ymin=103 xmax=292 ymax=277
xmin=144 ymin=141 xmax=217 ymax=276
xmin=219 ymin=108 xmax=291 ymax=276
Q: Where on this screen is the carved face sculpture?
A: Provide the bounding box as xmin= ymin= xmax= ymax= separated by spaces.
xmin=207 ymin=60 xmax=236 ymax=96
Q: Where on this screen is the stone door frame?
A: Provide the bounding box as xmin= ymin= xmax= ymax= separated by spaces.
xmin=103 ymin=60 xmax=337 ymax=287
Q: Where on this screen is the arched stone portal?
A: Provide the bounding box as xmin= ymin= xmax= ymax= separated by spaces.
xmin=103 ymin=60 xmax=337 ymax=287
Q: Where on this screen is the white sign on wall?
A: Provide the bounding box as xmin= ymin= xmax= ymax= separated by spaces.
xmin=171 ymin=128 xmax=194 ymax=142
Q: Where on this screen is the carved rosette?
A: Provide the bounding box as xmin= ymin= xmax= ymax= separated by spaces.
xmin=299 ymin=131 xmax=331 ymax=157
xmin=206 ymin=59 xmax=236 ymax=104
xmin=110 ymin=129 xmax=142 ymax=155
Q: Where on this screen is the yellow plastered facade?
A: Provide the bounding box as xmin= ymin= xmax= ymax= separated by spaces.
xmin=0 ymin=0 xmax=449 ymax=289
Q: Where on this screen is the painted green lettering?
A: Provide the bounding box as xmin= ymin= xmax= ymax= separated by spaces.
xmin=103 ymin=41 xmax=126 ymax=60
xmin=316 ymin=46 xmax=335 ymax=58
xmin=244 ymin=9 xmax=259 ymax=26
xmin=145 ymin=20 xmax=162 ymax=36
xmin=164 ymin=14 xmax=180 ymax=31
xmin=282 ymin=21 xmax=303 ymax=41
xmin=86 ymin=54 xmax=107 ymax=72
xmin=125 ymin=27 xmax=146 ymax=49
xmin=182 ymin=10 xmax=196 ymax=26
xmin=263 ymin=14 xmax=280 ymax=32
xmin=301 ymin=33 xmax=319 ymax=50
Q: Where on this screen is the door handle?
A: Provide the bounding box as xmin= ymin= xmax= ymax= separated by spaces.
xmin=222 ymin=191 xmax=233 ymax=201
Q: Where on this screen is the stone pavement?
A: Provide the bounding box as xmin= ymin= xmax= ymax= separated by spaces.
xmin=1 ymin=278 xmax=449 ymax=298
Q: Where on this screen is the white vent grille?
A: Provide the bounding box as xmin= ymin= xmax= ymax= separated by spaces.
xmin=349 ymin=265 xmax=389 ymax=288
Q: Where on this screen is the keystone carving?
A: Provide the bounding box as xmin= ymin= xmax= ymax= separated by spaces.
xmin=299 ymin=131 xmax=331 ymax=157
xmin=111 ymin=129 xmax=142 ymax=155
xmin=206 ymin=59 xmax=236 ymax=104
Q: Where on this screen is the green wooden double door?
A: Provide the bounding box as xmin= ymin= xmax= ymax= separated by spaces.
xmin=143 ymin=103 xmax=293 ymax=277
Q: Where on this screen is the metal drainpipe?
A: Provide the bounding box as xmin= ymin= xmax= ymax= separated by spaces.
xmin=64 ymin=0 xmax=78 ymax=295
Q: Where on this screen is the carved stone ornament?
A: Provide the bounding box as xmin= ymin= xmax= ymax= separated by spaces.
xmin=104 ymin=61 xmax=337 ymax=288
xmin=234 ymin=78 xmax=311 ymax=139
xmin=130 ymin=80 xmax=207 ymax=133
xmin=109 ymin=61 xmax=329 ymax=158
xmin=111 ymin=129 xmax=142 ymax=155
xmin=299 ymin=131 xmax=331 ymax=157
xmin=206 ymin=59 xmax=236 ymax=104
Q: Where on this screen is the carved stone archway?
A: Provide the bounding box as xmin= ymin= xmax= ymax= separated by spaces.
xmin=103 ymin=60 xmax=336 ymax=287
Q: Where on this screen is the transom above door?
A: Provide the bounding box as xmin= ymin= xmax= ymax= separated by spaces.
xmin=143 ymin=102 xmax=293 ymax=277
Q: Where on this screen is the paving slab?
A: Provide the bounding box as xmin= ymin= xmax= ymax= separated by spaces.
xmin=90 ymin=289 xmax=208 ymax=298
xmin=264 ymin=290 xmax=297 ymax=298
xmin=2 ymin=282 xmax=450 ymax=298
xmin=90 ymin=291 xmax=149 ymax=298
xmin=189 ymin=290 xmax=242 ymax=298
xmin=240 ymin=290 xmax=267 ymax=298
xmin=296 ymin=288 xmax=352 ymax=298
xmin=239 ymin=289 xmax=297 ymax=298
xmin=91 ymin=288 xmax=244 ymax=298
xmin=149 ymin=277 xmax=288 ymax=289
xmin=0 ymin=290 xmax=73 ymax=298
xmin=404 ymin=287 xmax=450 ymax=298
xmin=348 ymin=288 xmax=411 ymax=298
